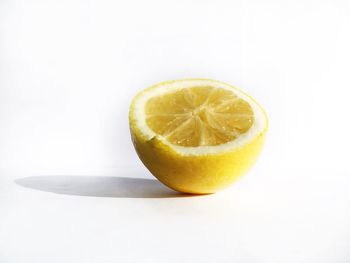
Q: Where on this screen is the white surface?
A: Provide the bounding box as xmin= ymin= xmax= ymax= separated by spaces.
xmin=1 ymin=0 xmax=350 ymax=262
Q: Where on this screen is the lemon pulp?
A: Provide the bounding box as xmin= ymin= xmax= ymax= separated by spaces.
xmin=145 ymin=86 xmax=254 ymax=147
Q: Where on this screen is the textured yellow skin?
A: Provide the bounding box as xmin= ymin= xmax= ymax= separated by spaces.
xmin=129 ymin=79 xmax=268 ymax=194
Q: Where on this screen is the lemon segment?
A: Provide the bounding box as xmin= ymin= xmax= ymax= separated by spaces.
xmin=129 ymin=79 xmax=268 ymax=194
xmin=145 ymin=86 xmax=254 ymax=147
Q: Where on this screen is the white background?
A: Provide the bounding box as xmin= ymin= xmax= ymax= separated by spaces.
xmin=1 ymin=0 xmax=350 ymax=262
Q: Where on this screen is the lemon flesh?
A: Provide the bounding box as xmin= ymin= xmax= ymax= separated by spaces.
xmin=129 ymin=79 xmax=268 ymax=194
xmin=145 ymin=86 xmax=254 ymax=147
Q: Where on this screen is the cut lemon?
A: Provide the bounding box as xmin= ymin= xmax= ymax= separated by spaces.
xmin=129 ymin=79 xmax=268 ymax=194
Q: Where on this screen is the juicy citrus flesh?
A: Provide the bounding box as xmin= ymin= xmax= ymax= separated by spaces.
xmin=145 ymin=86 xmax=254 ymax=147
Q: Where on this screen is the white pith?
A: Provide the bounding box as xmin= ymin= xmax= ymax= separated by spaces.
xmin=132 ymin=79 xmax=267 ymax=156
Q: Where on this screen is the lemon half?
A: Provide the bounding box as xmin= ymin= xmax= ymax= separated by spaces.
xmin=129 ymin=79 xmax=268 ymax=194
